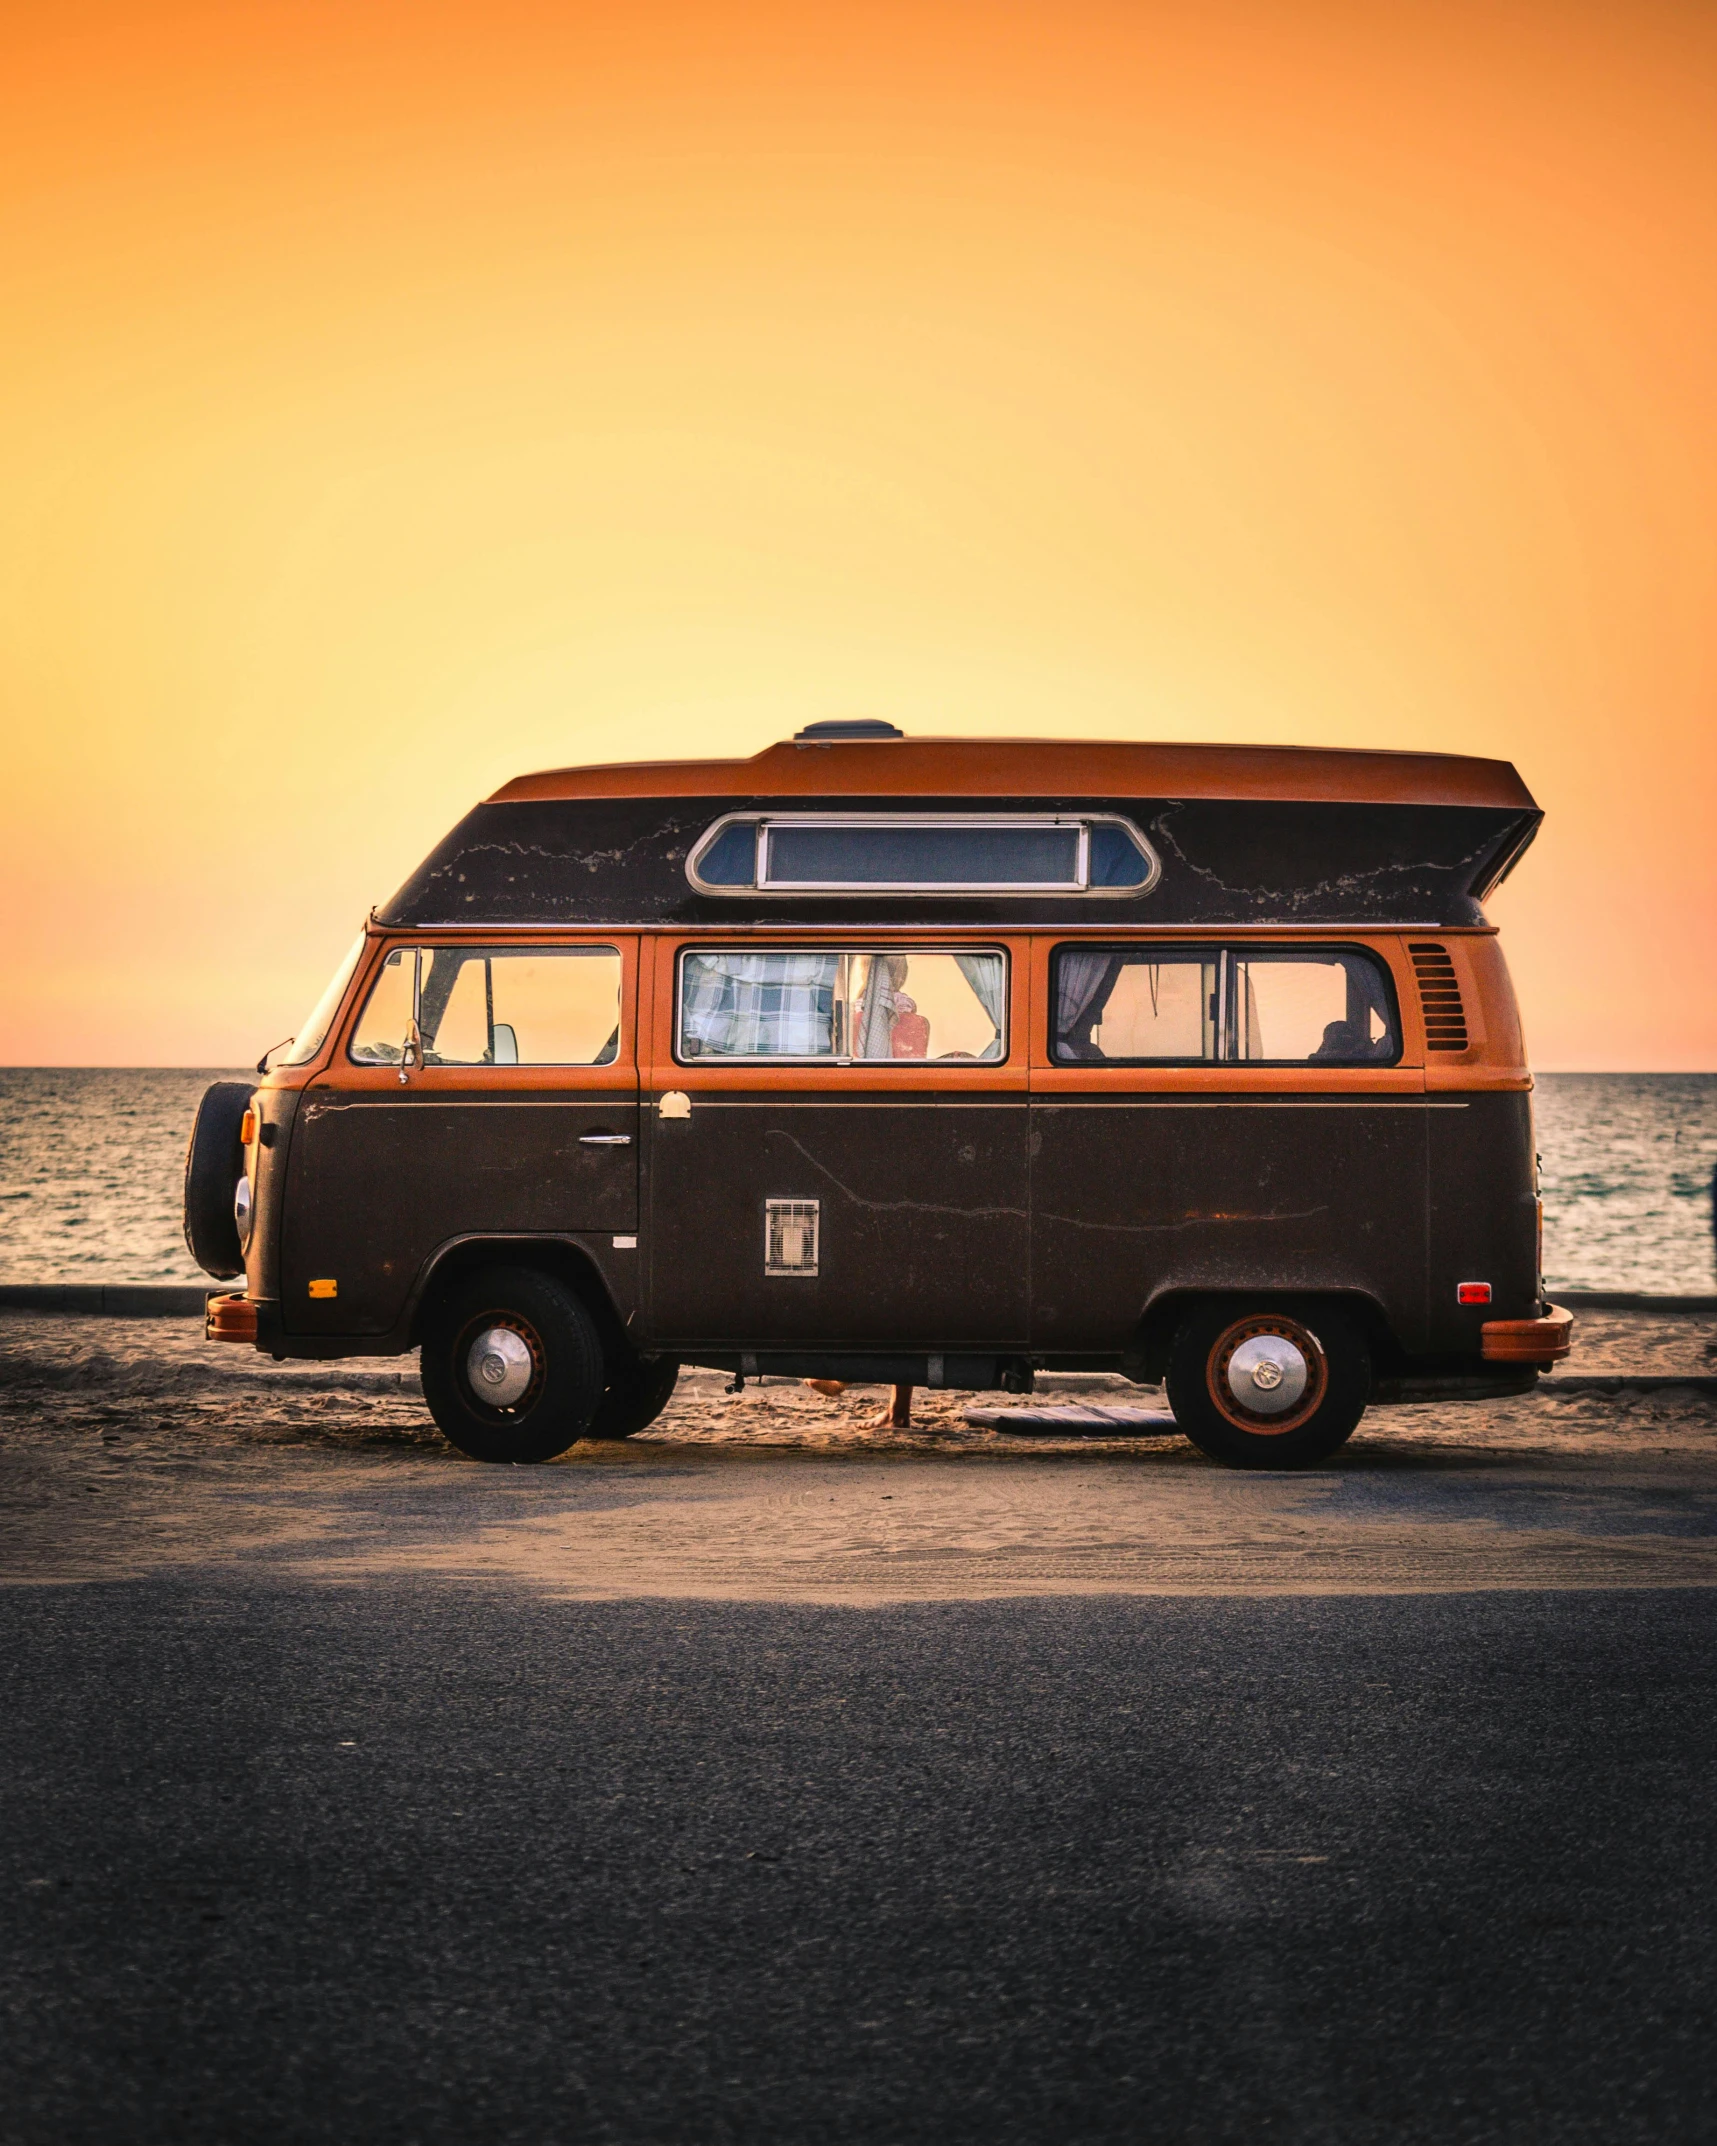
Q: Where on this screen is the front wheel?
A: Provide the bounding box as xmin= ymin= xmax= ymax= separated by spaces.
xmin=1167 ymin=1303 xmax=1369 ymax=1469
xmin=420 ymin=1267 xmax=604 ymax=1463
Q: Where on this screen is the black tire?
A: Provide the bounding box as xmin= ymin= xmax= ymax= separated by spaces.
xmin=420 ymin=1266 xmax=605 ymax=1463
xmin=1167 ymin=1301 xmax=1370 ymax=1469
xmin=183 ymin=1081 xmax=254 ymax=1280
xmin=585 ymin=1353 xmax=681 ymax=1440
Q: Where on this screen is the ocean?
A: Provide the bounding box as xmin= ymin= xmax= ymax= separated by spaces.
xmin=0 ymin=1068 xmax=1713 ymax=1294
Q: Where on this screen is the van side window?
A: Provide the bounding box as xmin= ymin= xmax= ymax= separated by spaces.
xmin=351 ymin=947 xmax=417 ymax=1064
xmin=1231 ymin=952 xmax=1396 ymax=1063
xmin=678 ymin=949 xmax=1006 ymax=1062
xmin=349 ymin=946 xmax=622 ymax=1066
xmin=1052 ymin=947 xmax=1399 ymax=1064
xmin=1057 ymin=950 xmax=1216 ymax=1061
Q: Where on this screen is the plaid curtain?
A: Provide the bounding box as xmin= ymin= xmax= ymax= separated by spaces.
xmin=681 ymin=952 xmax=840 ymax=1058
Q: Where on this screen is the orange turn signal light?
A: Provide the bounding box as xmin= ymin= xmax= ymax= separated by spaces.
xmin=240 ymin=1108 xmax=257 ymax=1145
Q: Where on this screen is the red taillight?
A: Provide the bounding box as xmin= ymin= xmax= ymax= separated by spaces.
xmin=1457 ymin=1281 xmax=1493 ymax=1306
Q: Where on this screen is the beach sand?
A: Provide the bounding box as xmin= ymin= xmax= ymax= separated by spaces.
xmin=3 ymin=1309 xmax=1714 ymax=1602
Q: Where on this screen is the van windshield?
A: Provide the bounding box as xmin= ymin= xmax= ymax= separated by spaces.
xmin=281 ymin=935 xmax=366 ymax=1066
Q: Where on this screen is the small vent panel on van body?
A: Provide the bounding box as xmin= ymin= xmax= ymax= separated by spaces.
xmin=1408 ymin=942 xmax=1469 ymax=1051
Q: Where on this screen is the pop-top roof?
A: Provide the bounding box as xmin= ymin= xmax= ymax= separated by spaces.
xmin=489 ymin=735 xmax=1537 ymax=812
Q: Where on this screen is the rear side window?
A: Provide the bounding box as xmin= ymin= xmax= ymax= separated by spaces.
xmin=677 ymin=949 xmax=1007 ymax=1062
xmin=1230 ymin=951 xmax=1396 ymax=1063
xmin=350 ymin=946 xmax=622 ymax=1066
xmin=1053 ymin=947 xmax=1399 ymax=1065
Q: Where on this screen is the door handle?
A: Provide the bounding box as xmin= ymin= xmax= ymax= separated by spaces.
xmin=578 ymin=1133 xmax=633 ymax=1146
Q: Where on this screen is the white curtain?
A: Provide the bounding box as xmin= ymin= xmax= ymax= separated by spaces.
xmin=1054 ymin=951 xmax=1117 ymax=1059
xmin=853 ymin=955 xmax=903 ymax=1059
xmin=954 ymin=953 xmax=1007 ymax=1054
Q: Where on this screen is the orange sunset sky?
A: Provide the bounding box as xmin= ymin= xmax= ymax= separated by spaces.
xmin=1 ymin=0 xmax=1713 ymax=1069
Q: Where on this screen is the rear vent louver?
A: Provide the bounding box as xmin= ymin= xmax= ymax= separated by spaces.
xmin=1408 ymin=942 xmax=1469 ymax=1051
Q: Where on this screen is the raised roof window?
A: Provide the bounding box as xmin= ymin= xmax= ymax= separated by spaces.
xmin=686 ymin=814 xmax=1158 ymax=897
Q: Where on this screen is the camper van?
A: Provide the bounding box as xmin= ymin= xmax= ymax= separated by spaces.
xmin=186 ymin=724 xmax=1571 ymax=1467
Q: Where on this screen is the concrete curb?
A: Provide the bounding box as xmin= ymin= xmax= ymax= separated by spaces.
xmin=1557 ymin=1292 xmax=1717 ymax=1313
xmin=0 ymin=1284 xmax=211 ymax=1316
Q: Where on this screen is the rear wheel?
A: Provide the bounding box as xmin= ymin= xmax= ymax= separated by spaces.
xmin=1167 ymin=1303 xmax=1369 ymax=1469
xmin=420 ymin=1266 xmax=604 ymax=1463
xmin=585 ymin=1353 xmax=681 ymax=1441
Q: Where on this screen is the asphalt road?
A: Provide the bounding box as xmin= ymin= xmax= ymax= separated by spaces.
xmin=7 ymin=1583 xmax=1717 ymax=2145
xmin=4 ymin=1313 xmax=1717 ymax=2143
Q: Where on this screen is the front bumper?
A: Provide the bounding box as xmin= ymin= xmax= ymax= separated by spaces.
xmin=205 ymin=1290 xmax=259 ymax=1343
xmin=1481 ymin=1303 xmax=1573 ymax=1365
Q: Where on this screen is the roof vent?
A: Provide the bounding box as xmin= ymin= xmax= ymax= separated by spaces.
xmin=792 ymin=719 xmax=905 ymax=742
xmin=1408 ymin=942 xmax=1469 ymax=1051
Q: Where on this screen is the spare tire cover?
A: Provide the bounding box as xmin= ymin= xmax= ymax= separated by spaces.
xmin=183 ymin=1080 xmax=254 ymax=1280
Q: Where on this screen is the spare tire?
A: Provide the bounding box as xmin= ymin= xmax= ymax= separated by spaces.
xmin=183 ymin=1081 xmax=254 ymax=1280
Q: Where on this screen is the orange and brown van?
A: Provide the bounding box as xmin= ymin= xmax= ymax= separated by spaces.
xmin=185 ymin=723 xmax=1571 ymax=1467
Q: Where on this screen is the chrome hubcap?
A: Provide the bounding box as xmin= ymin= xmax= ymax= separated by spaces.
xmin=1225 ymin=1333 xmax=1308 ymax=1417
xmin=466 ymin=1324 xmax=534 ymax=1408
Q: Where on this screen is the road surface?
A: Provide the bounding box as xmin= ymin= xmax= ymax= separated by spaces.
xmin=3 ymin=1311 xmax=1715 ymax=2143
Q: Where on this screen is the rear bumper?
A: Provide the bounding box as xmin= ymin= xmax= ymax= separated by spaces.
xmin=1481 ymin=1303 xmax=1573 ymax=1364
xmin=205 ymin=1291 xmax=259 ymax=1344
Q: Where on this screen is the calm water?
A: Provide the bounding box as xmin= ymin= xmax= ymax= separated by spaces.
xmin=1 ymin=1068 xmax=1713 ymax=1293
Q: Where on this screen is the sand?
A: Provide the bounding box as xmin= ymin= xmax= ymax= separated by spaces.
xmin=2 ymin=1309 xmax=1714 ymax=1601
